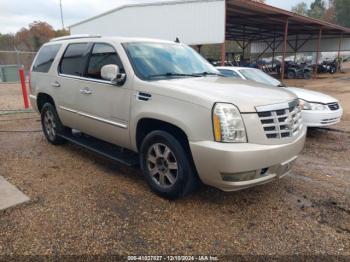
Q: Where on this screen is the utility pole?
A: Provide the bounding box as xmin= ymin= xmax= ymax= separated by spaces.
xmin=59 ymin=0 xmax=64 ymax=29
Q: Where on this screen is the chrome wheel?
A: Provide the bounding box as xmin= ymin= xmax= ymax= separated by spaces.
xmin=43 ymin=110 xmax=56 ymax=141
xmin=147 ymin=143 xmax=178 ymax=188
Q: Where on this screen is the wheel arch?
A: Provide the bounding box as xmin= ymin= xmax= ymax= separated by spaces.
xmin=135 ymin=118 xmax=190 ymax=153
xmin=37 ymin=93 xmax=56 ymax=113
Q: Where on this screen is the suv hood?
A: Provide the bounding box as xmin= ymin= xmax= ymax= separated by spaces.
xmin=286 ymin=87 xmax=338 ymax=104
xmin=152 ymin=77 xmax=297 ymax=112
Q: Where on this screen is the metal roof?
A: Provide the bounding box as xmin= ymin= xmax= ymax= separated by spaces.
xmin=69 ymin=0 xmax=221 ymax=28
xmin=69 ymin=0 xmax=350 ymax=44
xmin=225 ymin=0 xmax=350 ymax=41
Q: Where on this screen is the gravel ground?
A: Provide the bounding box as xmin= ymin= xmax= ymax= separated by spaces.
xmin=0 ymin=70 xmax=349 ymax=257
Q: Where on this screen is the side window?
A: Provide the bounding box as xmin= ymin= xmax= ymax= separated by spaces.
xmin=60 ymin=43 xmax=89 ymax=76
xmin=219 ymin=69 xmax=241 ymax=79
xmin=32 ymin=44 xmax=61 ymax=73
xmin=86 ymin=43 xmax=124 ymax=80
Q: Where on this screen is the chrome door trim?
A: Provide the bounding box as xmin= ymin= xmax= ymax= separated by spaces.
xmin=59 ymin=106 xmax=127 ymax=129
xmin=59 ymin=106 xmax=77 ymax=114
xmin=58 ymin=73 xmax=115 ymax=86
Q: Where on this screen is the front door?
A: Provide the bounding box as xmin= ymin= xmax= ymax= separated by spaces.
xmin=72 ymin=43 xmax=132 ymax=149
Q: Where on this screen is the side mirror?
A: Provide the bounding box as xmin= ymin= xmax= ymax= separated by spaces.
xmin=101 ymin=64 xmax=126 ymax=86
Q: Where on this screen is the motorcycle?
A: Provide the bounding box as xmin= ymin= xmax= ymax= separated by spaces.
xmin=286 ymin=62 xmax=312 ymax=79
xmin=317 ymin=60 xmax=337 ymax=74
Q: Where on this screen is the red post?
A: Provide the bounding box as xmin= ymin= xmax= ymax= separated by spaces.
xmin=19 ymin=68 xmax=29 ymax=109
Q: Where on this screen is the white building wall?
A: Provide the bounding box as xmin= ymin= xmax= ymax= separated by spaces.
xmin=70 ymin=0 xmax=225 ymax=45
xmin=251 ymin=35 xmax=350 ymax=54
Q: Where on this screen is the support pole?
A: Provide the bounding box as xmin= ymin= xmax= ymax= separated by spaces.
xmin=197 ymin=45 xmax=202 ymax=54
xmin=337 ymin=33 xmax=343 ymax=59
xmin=280 ymin=18 xmax=289 ymax=80
xmin=294 ymin=35 xmax=299 ymax=63
xmin=19 ymin=68 xmax=29 ymax=109
xmin=221 ymin=0 xmax=226 ymax=66
xmin=272 ymin=34 xmax=276 ymax=70
xmin=337 ymin=33 xmax=343 ymax=72
xmin=314 ymin=28 xmax=322 ymax=79
xmin=221 ymin=42 xmax=226 ymax=66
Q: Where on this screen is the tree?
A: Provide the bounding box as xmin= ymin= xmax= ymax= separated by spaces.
xmin=55 ymin=29 xmax=69 ymax=38
xmin=292 ymin=2 xmax=309 ymax=16
xmin=0 ymin=33 xmax=15 ymax=51
xmin=322 ymin=0 xmax=336 ymax=23
xmin=14 ymin=21 xmax=55 ymax=51
xmin=308 ymin=0 xmax=326 ymax=19
xmin=335 ymin=0 xmax=350 ymax=27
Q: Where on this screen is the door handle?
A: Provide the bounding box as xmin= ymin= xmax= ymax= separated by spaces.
xmin=51 ymin=81 xmax=60 ymax=88
xmin=80 ymin=87 xmax=92 ymax=95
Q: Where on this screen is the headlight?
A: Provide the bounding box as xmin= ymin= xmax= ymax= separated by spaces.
xmin=299 ymin=99 xmax=329 ymax=111
xmin=212 ymin=103 xmax=247 ymax=143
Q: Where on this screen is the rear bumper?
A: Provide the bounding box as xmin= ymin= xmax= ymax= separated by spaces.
xmin=302 ymin=108 xmax=343 ymax=127
xmin=189 ymin=128 xmax=306 ymax=192
xmin=29 ymin=94 xmax=38 ymax=112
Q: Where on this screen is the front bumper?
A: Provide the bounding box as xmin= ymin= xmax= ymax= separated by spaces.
xmin=189 ymin=128 xmax=306 ymax=192
xmin=302 ymin=108 xmax=343 ymax=127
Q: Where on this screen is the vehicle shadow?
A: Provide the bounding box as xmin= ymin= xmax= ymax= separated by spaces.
xmin=60 ymin=139 xmax=291 ymax=208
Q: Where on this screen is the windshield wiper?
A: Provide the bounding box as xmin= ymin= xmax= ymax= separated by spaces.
xmin=148 ymin=72 xmax=201 ymax=79
xmin=193 ymin=72 xmax=224 ymax=77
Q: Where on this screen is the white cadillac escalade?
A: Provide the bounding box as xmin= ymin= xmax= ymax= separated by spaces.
xmin=29 ymin=35 xmax=306 ymax=199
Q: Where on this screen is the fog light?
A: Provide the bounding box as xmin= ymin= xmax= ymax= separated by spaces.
xmin=221 ymin=171 xmax=258 ymax=182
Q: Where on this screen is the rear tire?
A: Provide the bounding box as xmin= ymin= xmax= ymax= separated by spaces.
xmin=41 ymin=103 xmax=68 ymax=145
xmin=287 ymin=71 xmax=296 ymax=79
xmin=140 ymin=130 xmax=198 ymax=199
xmin=304 ymin=71 xmax=312 ymax=79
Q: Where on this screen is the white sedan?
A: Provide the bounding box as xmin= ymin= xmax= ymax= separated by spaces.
xmin=217 ymin=66 xmax=343 ymax=127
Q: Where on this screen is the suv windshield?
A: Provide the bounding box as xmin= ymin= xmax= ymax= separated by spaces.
xmin=124 ymin=42 xmax=220 ymax=80
xmin=239 ymin=69 xmax=282 ymax=87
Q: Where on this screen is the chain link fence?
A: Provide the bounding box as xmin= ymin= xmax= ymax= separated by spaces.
xmin=0 ymin=50 xmax=37 ymax=82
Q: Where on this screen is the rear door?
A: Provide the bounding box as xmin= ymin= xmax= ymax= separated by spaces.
xmin=56 ymin=42 xmax=91 ymax=129
xmin=30 ymin=44 xmax=62 ymax=110
xmin=71 ymin=42 xmax=132 ymax=148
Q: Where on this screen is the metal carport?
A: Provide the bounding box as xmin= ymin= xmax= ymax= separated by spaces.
xmin=69 ymin=0 xmax=350 ymax=79
xmin=224 ymin=0 xmax=350 ymax=79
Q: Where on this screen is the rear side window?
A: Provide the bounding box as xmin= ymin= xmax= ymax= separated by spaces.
xmin=32 ymin=44 xmax=61 ymax=73
xmin=86 ymin=43 xmax=124 ymax=80
xmin=60 ymin=43 xmax=90 ymax=76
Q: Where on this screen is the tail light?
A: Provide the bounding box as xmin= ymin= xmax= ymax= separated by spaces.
xmin=28 ymin=69 xmax=32 ymax=94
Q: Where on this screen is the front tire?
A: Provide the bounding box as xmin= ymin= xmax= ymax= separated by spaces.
xmin=140 ymin=131 xmax=198 ymax=199
xmin=41 ymin=103 xmax=68 ymax=145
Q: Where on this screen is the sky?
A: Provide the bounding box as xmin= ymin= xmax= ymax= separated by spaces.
xmin=0 ymin=0 xmax=315 ymax=34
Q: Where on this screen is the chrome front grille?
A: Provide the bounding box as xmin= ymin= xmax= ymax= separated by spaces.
xmin=328 ymin=102 xmax=340 ymax=111
xmin=257 ymin=100 xmax=303 ymax=139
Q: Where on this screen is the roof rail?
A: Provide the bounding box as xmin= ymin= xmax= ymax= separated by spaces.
xmin=50 ymin=34 xmax=102 ymax=42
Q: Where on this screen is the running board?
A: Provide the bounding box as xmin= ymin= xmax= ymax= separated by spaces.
xmin=58 ymin=132 xmax=139 ymax=167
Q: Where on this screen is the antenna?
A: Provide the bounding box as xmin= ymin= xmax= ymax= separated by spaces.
xmin=59 ymin=0 xmax=65 ymax=29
